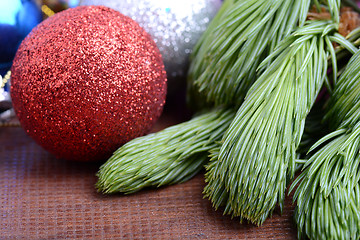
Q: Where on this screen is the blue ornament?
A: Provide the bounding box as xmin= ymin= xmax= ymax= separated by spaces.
xmin=0 ymin=0 xmax=42 ymax=76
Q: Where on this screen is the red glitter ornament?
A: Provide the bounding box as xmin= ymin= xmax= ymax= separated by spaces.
xmin=11 ymin=6 xmax=167 ymax=162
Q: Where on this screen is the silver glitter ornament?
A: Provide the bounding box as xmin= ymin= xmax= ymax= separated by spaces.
xmin=79 ymin=0 xmax=222 ymax=90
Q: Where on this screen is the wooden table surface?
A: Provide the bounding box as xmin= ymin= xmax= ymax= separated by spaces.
xmin=0 ymin=104 xmax=298 ymax=239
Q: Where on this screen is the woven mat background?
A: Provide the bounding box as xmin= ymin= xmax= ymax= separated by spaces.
xmin=0 ymin=119 xmax=298 ymax=239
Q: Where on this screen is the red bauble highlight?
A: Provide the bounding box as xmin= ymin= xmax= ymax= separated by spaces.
xmin=11 ymin=6 xmax=167 ymax=162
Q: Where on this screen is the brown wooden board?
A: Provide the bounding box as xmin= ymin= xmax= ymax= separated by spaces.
xmin=0 ymin=115 xmax=298 ymax=239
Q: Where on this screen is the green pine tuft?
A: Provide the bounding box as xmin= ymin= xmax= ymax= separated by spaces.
xmin=187 ymin=0 xmax=311 ymax=108
xmin=204 ymin=21 xmax=337 ymax=225
xmin=96 ymin=109 xmax=235 ymax=194
xmin=292 ymin=49 xmax=360 ymax=240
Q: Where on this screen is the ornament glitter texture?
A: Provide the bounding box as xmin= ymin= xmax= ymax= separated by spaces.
xmin=79 ymin=0 xmax=222 ymax=87
xmin=11 ymin=6 xmax=167 ymax=162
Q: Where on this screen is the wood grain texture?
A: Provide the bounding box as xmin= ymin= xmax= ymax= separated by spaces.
xmin=0 ymin=116 xmax=298 ymax=239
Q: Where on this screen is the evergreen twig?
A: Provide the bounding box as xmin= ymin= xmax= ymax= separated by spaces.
xmin=291 ymin=49 xmax=360 ymax=240
xmin=96 ymin=109 xmax=235 ymax=194
xmin=188 ymin=0 xmax=311 ymax=108
xmin=204 ymin=21 xmax=337 ymax=225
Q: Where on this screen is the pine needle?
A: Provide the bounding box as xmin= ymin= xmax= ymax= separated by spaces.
xmin=204 ymin=21 xmax=336 ymax=225
xmin=187 ymin=0 xmax=311 ymax=108
xmin=292 ymin=49 xmax=360 ymax=240
xmin=96 ymin=109 xmax=235 ymax=194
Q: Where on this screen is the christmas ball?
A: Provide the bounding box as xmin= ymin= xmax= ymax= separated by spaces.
xmin=11 ymin=6 xmax=167 ymax=162
xmin=0 ymin=0 xmax=42 ymax=76
xmin=79 ymin=0 xmax=222 ymax=89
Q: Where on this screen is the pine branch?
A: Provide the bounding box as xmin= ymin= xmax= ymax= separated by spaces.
xmin=292 ymin=128 xmax=360 ymax=239
xmin=204 ymin=21 xmax=337 ymax=225
xmin=96 ymin=109 xmax=235 ymax=194
xmin=187 ymin=0 xmax=311 ymax=108
xmin=291 ymin=49 xmax=360 ymax=240
xmin=325 ymin=49 xmax=360 ymax=129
